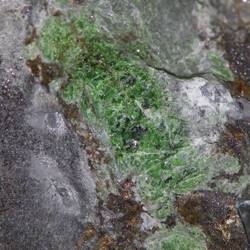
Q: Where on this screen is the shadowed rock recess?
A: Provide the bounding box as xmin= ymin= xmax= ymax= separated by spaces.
xmin=2 ymin=0 xmax=250 ymax=249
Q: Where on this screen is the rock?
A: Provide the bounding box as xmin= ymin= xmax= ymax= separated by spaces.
xmin=176 ymin=190 xmax=248 ymax=249
xmin=82 ymin=0 xmax=217 ymax=77
xmin=26 ymin=85 xmax=67 ymax=136
xmin=210 ymin=0 xmax=250 ymax=31
xmin=76 ymin=0 xmax=238 ymax=154
xmin=170 ymin=77 xmax=238 ymax=152
xmin=237 ymin=200 xmax=250 ymax=246
xmin=0 ymin=1 xmax=98 ymax=249
xmin=0 ymin=84 xmax=98 ymax=250
xmin=2 ymin=0 xmax=250 ymax=249
xmin=224 ymin=37 xmax=250 ymax=85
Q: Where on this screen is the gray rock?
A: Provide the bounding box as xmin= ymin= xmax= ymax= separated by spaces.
xmin=168 ymin=77 xmax=238 ymax=152
xmin=0 ymin=1 xmax=97 ymax=249
xmin=0 ymin=84 xmax=98 ymax=250
xmin=1 ymin=0 xmax=250 ymax=249
xmin=237 ymin=200 xmax=250 ymax=246
xmin=81 ymin=0 xmax=223 ymax=77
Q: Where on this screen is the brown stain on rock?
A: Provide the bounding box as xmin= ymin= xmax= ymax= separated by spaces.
xmin=24 ymin=27 xmax=38 ymax=45
xmin=227 ymin=79 xmax=250 ymax=99
xmin=176 ymin=190 xmax=248 ymax=250
xmin=105 ymin=182 xmax=146 ymax=249
xmin=218 ymin=119 xmax=250 ymax=176
xmin=219 ymin=121 xmax=247 ymax=159
xmin=107 ymin=193 xmax=143 ymax=215
xmin=76 ymin=223 xmax=96 ymax=250
xmin=61 ymin=102 xmax=112 ymax=168
xmin=116 ymin=31 xmax=138 ymax=43
xmin=61 ymin=102 xmax=146 ymax=248
xmin=217 ymin=33 xmax=250 ymax=176
xmin=26 ymin=56 xmax=63 ymax=87
xmin=52 ymin=10 xmax=63 ymax=17
xmin=78 ymin=178 xmax=146 ymax=250
xmin=96 ymin=234 xmax=116 ymax=250
xmin=222 ymin=31 xmax=250 ymax=102
xmin=224 ymin=34 xmax=250 ymax=86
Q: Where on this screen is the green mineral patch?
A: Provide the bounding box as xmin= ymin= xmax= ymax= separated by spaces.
xmin=146 ymin=223 xmax=207 ymax=250
xmin=208 ymin=52 xmax=234 ymax=81
xmin=37 ymin=14 xmax=228 ymax=249
xmin=55 ymin=0 xmax=69 ymax=5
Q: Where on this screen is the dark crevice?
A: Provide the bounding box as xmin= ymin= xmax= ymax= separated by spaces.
xmin=138 ymin=52 xmax=208 ymax=79
xmin=147 ymin=63 xmax=208 ymax=80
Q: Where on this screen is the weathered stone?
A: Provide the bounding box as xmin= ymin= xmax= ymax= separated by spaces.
xmin=2 ymin=0 xmax=250 ymax=249
xmin=82 ymin=0 xmax=217 ymax=77
xmin=0 ymin=1 xmax=98 ymax=249
xmin=169 ymin=77 xmax=238 ymax=152
xmin=176 ymin=190 xmax=248 ymax=249
xmin=237 ymin=200 xmax=250 ymax=246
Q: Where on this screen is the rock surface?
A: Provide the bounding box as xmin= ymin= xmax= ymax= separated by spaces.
xmin=2 ymin=0 xmax=250 ymax=249
xmin=0 ymin=1 xmax=97 ymax=249
xmin=176 ymin=190 xmax=248 ymax=249
xmin=170 ymin=77 xmax=239 ymax=151
xmin=83 ymin=0 xmax=215 ymax=77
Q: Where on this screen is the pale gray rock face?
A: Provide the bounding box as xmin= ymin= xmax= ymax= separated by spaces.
xmin=172 ymin=77 xmax=239 ymax=151
xmin=26 ymin=85 xmax=67 ymax=136
xmin=0 ymin=1 xmax=97 ymax=249
xmin=84 ymin=0 xmax=214 ymax=77
xmin=0 ymin=83 xmax=98 ymax=250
